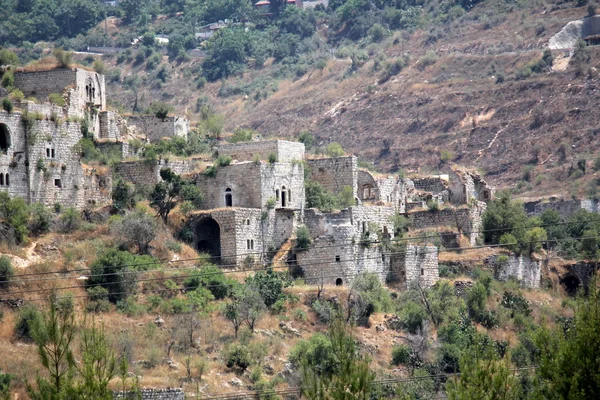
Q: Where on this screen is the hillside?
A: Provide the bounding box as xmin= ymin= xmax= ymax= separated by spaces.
xmin=83 ymin=0 xmax=600 ymax=200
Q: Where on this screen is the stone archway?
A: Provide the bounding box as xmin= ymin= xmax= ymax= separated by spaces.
xmin=196 ymin=217 xmax=221 ymax=261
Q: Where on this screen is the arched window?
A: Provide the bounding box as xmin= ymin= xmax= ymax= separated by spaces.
xmin=0 ymin=174 xmax=4 ymax=186
xmin=276 ymin=189 xmax=280 ymax=201
xmin=5 ymin=174 xmax=9 ymax=187
xmin=281 ymin=186 xmax=287 ymax=207
xmin=362 ymin=184 xmax=374 ymax=200
xmin=0 ymin=124 xmax=11 ymax=153
xmin=336 ymin=278 xmax=343 ymax=286
xmin=225 ymin=188 xmax=232 ymax=207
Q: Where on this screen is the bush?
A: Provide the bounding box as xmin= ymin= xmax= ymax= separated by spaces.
xmin=14 ymin=305 xmax=41 ymax=341
xmin=28 ymin=203 xmax=53 ymax=236
xmin=225 ymin=344 xmax=252 ymax=371
xmin=184 ymin=265 xmax=236 ymax=300
xmin=87 ymin=249 xmax=156 ymax=303
xmin=246 ymin=269 xmax=290 ymax=307
xmin=229 ymin=128 xmax=255 ymax=143
xmin=215 ymin=155 xmax=232 ymax=167
xmin=391 ymin=345 xmax=412 ymax=366
xmin=268 ymin=153 xmax=277 ymax=164
xmin=368 ymin=23 xmax=387 ymax=42
xmin=111 ymin=209 xmax=157 ymax=254
xmin=417 ymin=51 xmax=438 ymax=70
xmin=116 ymin=296 xmax=146 ymax=317
xmin=57 ymin=207 xmax=81 ymax=233
xmin=289 ymin=333 xmax=337 ymax=376
xmin=0 ymin=370 xmax=11 ymax=400
xmin=10 ymin=89 xmax=24 ymax=102
xmin=148 ymin=101 xmax=173 ymax=119
xmin=0 ymin=256 xmax=14 ymax=289
xmin=85 ymin=286 xmax=111 ymax=313
xmin=2 ymin=98 xmax=13 ymax=113
xmin=326 ymin=142 xmax=344 ymax=158
xmin=0 ymin=192 xmax=29 ymax=245
xmin=48 ymin=93 xmax=64 ymax=107
xmin=398 ymin=300 xmax=427 ymax=334
xmin=378 ymin=56 xmax=409 ymax=84
xmin=296 ymin=226 xmax=312 ymax=250
xmin=501 ymin=291 xmax=531 ymax=318
xmin=312 ymin=299 xmax=337 ymax=324
xmin=53 ymin=48 xmax=72 ymax=68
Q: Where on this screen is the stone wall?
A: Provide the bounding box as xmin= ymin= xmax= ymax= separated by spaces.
xmin=99 ymin=111 xmax=127 ymax=140
xmin=413 ymin=177 xmax=448 ymax=194
xmin=217 ymin=140 xmax=305 ymax=163
xmin=307 ymin=156 xmax=357 ymax=199
xmin=449 ymin=169 xmax=493 ymax=205
xmin=113 ymin=389 xmax=184 ymax=400
xmin=524 ymin=198 xmax=600 ymax=219
xmin=408 ymin=202 xmax=485 ymax=245
xmin=389 ymin=245 xmax=439 ymax=289
xmin=126 ymin=116 xmax=189 ymax=142
xmin=196 ymin=161 xmax=304 ymax=210
xmin=0 ymin=110 xmax=29 ymax=200
xmin=491 ymin=254 xmax=541 ymax=289
xmin=117 ymin=159 xmax=195 ymax=186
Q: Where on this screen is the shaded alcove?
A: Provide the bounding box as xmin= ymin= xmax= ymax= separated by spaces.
xmin=561 ymin=274 xmax=581 ymax=296
xmin=0 ymin=124 xmax=11 ymax=152
xmin=196 ymin=218 xmax=221 ymax=261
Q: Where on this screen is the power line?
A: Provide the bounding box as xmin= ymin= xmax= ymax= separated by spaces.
xmin=1 ymin=231 xmax=597 ymax=297
xmin=6 ymin=213 xmax=600 ymax=283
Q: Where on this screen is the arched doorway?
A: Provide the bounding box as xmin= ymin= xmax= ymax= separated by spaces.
xmin=0 ymin=124 xmax=11 ymax=153
xmin=196 ymin=218 xmax=221 ymax=261
xmin=225 ymin=188 xmax=232 ymax=207
xmin=561 ymin=274 xmax=581 ymax=296
xmin=336 ymin=278 xmax=343 ymax=286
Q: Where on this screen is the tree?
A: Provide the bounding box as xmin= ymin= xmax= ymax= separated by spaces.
xmin=533 ymin=281 xmax=600 ymax=399
xmin=28 ymin=203 xmax=53 ymax=236
xmin=87 ymin=249 xmax=156 ymax=303
xmin=74 ymin=318 xmax=116 ymax=400
xmin=222 ymin=301 xmax=242 ymax=338
xmin=0 ymin=192 xmax=29 ymax=245
xmin=446 ymin=341 xmax=521 ymax=400
xmin=0 ymin=256 xmax=14 ymax=289
xmin=112 ymin=209 xmax=157 ymax=254
xmin=202 ymin=28 xmax=248 ymax=81
xmin=150 ymin=168 xmax=203 ymax=224
xmin=245 ymin=268 xmax=289 ymax=307
xmin=111 ymin=180 xmax=136 ymax=213
xmin=238 ymin=285 xmax=266 ymax=333
xmin=300 ymin=318 xmax=375 ymax=400
xmin=28 ymin=294 xmax=77 ymax=399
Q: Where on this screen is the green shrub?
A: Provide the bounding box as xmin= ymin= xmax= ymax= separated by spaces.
xmin=296 ymin=226 xmax=312 ymax=250
xmin=0 ymin=192 xmax=29 ymax=245
xmin=2 ymin=98 xmax=13 ymax=113
xmin=57 ymin=207 xmax=81 ymax=233
xmin=48 ymin=93 xmax=64 ymax=107
xmin=184 ymin=265 xmax=236 ymax=300
xmin=312 ymin=299 xmax=337 ymax=324
xmin=246 ymin=269 xmax=290 ymax=307
xmin=215 ymin=155 xmax=232 ymax=167
xmin=10 ymin=89 xmax=24 ymax=102
xmin=398 ymin=300 xmax=427 ymax=334
xmin=294 ymin=309 xmax=308 ymax=321
xmin=0 ymin=256 xmax=14 ymax=289
xmin=391 ymin=345 xmax=412 ymax=365
xmin=378 ymin=56 xmax=409 ymax=84
xmin=116 ymin=296 xmax=146 ymax=317
xmin=268 ymin=153 xmax=277 ymax=164
xmin=229 ymin=128 xmax=255 ymax=143
xmin=28 ymin=203 xmax=53 ymax=236
xmin=417 ymin=51 xmax=438 ymax=70
xmin=501 ymin=291 xmax=531 ymax=318
xmin=368 ymin=23 xmax=387 ymax=42
xmin=0 ymin=370 xmax=11 ymax=400
xmin=225 ymin=344 xmax=252 ymax=371
xmin=325 ymin=142 xmax=344 ymax=158
xmin=53 ymin=48 xmax=72 ymax=68
xmin=85 ymin=286 xmax=111 ymax=313
xmin=14 ymin=305 xmax=41 ymax=341
xmin=289 ymin=333 xmax=337 ymax=375
xmin=1 ymin=70 xmax=14 ymax=89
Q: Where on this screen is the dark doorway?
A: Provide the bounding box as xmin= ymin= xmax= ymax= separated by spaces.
xmin=281 ymin=186 xmax=287 ymax=207
xmin=225 ymin=188 xmax=232 ymax=207
xmin=561 ymin=275 xmax=581 ymax=296
xmin=0 ymin=124 xmax=10 ymax=152
xmin=196 ymin=218 xmax=221 ymax=261
xmin=336 ymin=278 xmax=343 ymax=286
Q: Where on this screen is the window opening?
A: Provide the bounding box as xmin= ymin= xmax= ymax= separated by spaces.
xmin=0 ymin=174 xmax=4 ymax=186
xmin=0 ymin=124 xmax=11 ymax=152
xmin=336 ymin=278 xmax=343 ymax=286
xmin=225 ymin=188 xmax=232 ymax=207
xmin=335 ymin=255 xmax=341 ymax=262
xmin=276 ymin=190 xmax=280 ymax=201
xmin=54 ymin=179 xmax=62 ymax=188
xmin=51 ymin=149 xmax=55 ymax=158
xmin=281 ymin=186 xmax=287 ymax=207
xmin=6 ymin=174 xmax=9 ymax=187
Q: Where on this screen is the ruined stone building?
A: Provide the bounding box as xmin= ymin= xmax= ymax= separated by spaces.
xmin=177 ymin=140 xmax=495 ymax=289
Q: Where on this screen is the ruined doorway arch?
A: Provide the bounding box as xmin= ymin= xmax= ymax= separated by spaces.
xmin=196 ymin=218 xmax=221 ymax=261
xmin=336 ymin=278 xmax=343 ymax=286
xmin=561 ymin=274 xmax=581 ymax=296
xmin=225 ymin=188 xmax=232 ymax=207
xmin=0 ymin=124 xmax=11 ymax=152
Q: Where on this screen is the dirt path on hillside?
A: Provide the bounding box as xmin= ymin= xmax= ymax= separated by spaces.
xmin=2 ymin=241 xmax=42 ymax=269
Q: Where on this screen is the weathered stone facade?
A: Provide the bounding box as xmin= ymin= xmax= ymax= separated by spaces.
xmin=490 ymin=254 xmax=541 ymax=289
xmin=113 ymin=389 xmax=184 ymax=400
xmin=307 ymin=156 xmax=358 ymax=199
xmin=448 ymin=168 xmax=493 ymax=205
xmin=196 ymin=161 xmax=304 ymax=210
xmin=389 ymin=245 xmax=439 ymax=289
xmin=408 ymin=202 xmax=486 ymax=245
xmin=524 ymin=197 xmax=600 ymax=219
xmin=117 ymin=159 xmax=197 ymax=186
xmin=126 ymin=115 xmax=189 ymax=142
xmin=217 ymin=140 xmax=305 ymax=163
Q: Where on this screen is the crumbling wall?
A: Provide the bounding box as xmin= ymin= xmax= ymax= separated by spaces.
xmin=0 ymin=110 xmax=29 ymax=200
xmin=113 ymin=389 xmax=184 ymax=400
xmin=413 ymin=177 xmax=447 ymax=194
xmin=14 ymin=68 xmax=77 ymax=100
xmin=409 ymin=203 xmax=485 ymax=245
xmin=307 ymin=156 xmax=357 ymax=199
xmin=99 ymin=111 xmax=127 ymax=140
xmin=449 ymin=169 xmax=493 ymax=205
xmin=524 ymin=198 xmax=600 ymax=219
xmin=217 ymin=140 xmax=305 ymax=163
xmin=389 ymin=245 xmax=439 ymax=289
xmin=491 ymin=254 xmax=541 ymax=289
xmin=117 ymin=159 xmax=195 ymax=186
xmin=126 ymin=116 xmax=189 ymax=142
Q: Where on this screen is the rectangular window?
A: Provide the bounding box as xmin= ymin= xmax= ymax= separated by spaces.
xmin=382 ymin=254 xmax=385 ymax=262
xmin=51 ymin=149 xmax=55 ymax=158
xmin=247 ymin=239 xmax=251 ymax=250
xmin=335 ymin=255 xmax=341 ymax=262
xmin=54 ymin=179 xmax=62 ymax=188
xmin=421 ymin=269 xmax=424 ymax=276
xmin=46 ymin=149 xmax=50 ymax=157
